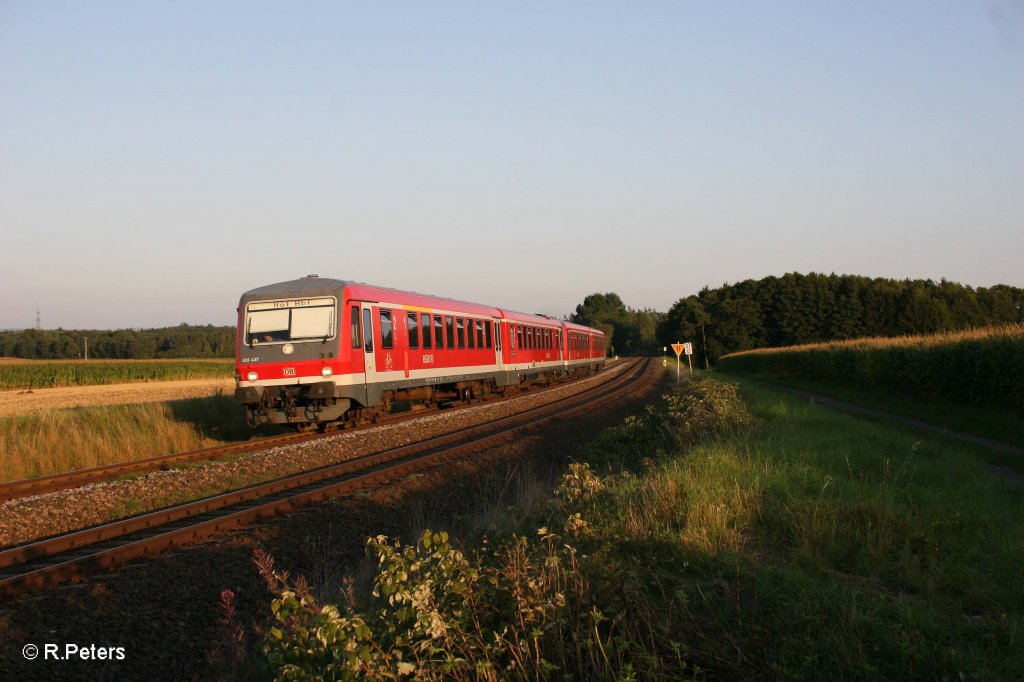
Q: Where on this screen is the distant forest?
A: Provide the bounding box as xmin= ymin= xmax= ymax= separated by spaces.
xmin=0 ymin=324 xmax=236 ymax=359
xmin=3 ymin=274 xmax=1021 ymax=363
xmin=656 ymin=273 xmax=1024 ymax=367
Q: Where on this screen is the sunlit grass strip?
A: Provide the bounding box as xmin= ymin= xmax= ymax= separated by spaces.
xmin=581 ymin=381 xmax=1024 ymax=677
xmin=0 ymin=359 xmax=234 ymax=390
xmin=0 ymin=395 xmax=250 ymax=482
xmin=717 ymin=324 xmax=1024 ymax=413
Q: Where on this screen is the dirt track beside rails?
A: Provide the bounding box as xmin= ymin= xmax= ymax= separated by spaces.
xmin=0 ymin=378 xmax=236 ymax=417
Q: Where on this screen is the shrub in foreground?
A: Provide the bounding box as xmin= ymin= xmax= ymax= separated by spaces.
xmin=257 ymin=379 xmax=751 ymax=680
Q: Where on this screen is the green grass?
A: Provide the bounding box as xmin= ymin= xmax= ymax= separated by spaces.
xmin=264 ymin=377 xmax=1024 ymax=680
xmin=717 ymin=369 xmax=1024 ymax=451
xmin=575 ymin=379 xmax=1024 ymax=678
xmin=0 ymin=358 xmax=234 ymax=390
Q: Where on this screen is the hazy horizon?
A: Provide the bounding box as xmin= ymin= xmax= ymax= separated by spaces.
xmin=3 ymin=2 xmax=1022 ymax=329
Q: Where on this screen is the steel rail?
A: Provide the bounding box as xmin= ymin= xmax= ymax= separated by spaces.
xmin=0 ymin=362 xmax=620 ymax=502
xmin=0 ymin=359 xmax=649 ymax=598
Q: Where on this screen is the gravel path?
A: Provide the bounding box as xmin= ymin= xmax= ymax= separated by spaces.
xmin=0 ymin=368 xmax=623 ymax=547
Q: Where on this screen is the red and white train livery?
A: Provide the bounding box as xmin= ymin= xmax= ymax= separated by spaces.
xmin=235 ymin=276 xmax=606 ymax=428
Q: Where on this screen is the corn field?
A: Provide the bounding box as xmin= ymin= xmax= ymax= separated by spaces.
xmin=0 ymin=359 xmax=235 ymax=390
xmin=717 ymin=324 xmax=1024 ymax=413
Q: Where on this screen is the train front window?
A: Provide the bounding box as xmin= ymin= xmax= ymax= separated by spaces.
xmin=245 ymin=297 xmax=336 ymax=346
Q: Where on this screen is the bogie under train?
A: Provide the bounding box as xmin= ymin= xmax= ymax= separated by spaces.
xmin=235 ymin=276 xmax=606 ymax=429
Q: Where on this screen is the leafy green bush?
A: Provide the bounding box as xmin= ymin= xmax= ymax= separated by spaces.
xmin=258 ymin=522 xmax=637 ymax=681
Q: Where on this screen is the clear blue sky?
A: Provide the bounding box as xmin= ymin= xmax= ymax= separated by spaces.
xmin=2 ymin=1 xmax=1022 ymax=329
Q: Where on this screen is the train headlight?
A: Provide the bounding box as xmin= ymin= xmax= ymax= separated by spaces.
xmin=246 ymin=371 xmax=259 ymax=382
xmin=282 ymin=343 xmax=294 ymax=355
xmin=321 ymin=367 xmax=333 ymax=377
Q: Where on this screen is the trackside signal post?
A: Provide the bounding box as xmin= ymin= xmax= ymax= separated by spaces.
xmin=671 ymin=342 xmax=694 ymax=383
xmin=671 ymin=343 xmax=685 ymax=383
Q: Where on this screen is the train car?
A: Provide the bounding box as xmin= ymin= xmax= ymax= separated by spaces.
xmin=235 ymin=276 xmax=605 ymax=428
xmin=563 ymin=320 xmax=606 ymax=372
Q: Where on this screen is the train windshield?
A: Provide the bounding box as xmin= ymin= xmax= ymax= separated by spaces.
xmin=245 ymin=298 xmax=336 ymax=345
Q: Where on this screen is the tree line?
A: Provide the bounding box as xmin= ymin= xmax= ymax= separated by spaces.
xmin=569 ymin=293 xmax=665 ymax=356
xmin=4 ymin=274 xmax=1020 ymax=363
xmin=655 ymin=273 xmax=1023 ymax=367
xmin=0 ymin=324 xmax=236 ymax=359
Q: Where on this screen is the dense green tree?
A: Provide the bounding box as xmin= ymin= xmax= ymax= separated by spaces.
xmin=571 ymin=293 xmax=665 ymax=355
xmin=656 ymin=273 xmax=1023 ymax=365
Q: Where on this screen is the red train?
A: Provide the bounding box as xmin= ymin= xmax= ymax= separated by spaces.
xmin=235 ymin=276 xmax=607 ymax=428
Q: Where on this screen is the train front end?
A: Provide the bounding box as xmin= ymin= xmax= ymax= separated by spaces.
xmin=235 ymin=276 xmax=350 ymax=428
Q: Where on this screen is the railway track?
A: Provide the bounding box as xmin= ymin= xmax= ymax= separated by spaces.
xmin=0 ymin=358 xmax=651 ymax=599
xmin=0 ymin=361 xmax=623 ymax=503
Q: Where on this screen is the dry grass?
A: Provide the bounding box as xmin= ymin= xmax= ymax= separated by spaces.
xmin=0 ymin=394 xmax=251 ymax=482
xmin=722 ymin=323 xmax=1023 ymax=357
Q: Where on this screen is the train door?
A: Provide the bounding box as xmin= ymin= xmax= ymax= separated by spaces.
xmin=493 ymin=320 xmax=504 ymax=373
xmin=360 ymin=304 xmax=377 ymax=381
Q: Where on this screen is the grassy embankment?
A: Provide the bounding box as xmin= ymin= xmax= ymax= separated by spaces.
xmin=256 ymin=376 xmax=1023 ymax=680
xmin=0 ymin=357 xmax=234 ymax=390
xmin=716 ymin=324 xmax=1024 ymax=448
xmin=0 ymin=395 xmax=267 ymax=483
xmin=0 ymin=358 xmax=242 ymax=482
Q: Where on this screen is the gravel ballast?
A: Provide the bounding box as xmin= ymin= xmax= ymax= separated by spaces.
xmin=1 ymin=367 xmax=625 ymax=547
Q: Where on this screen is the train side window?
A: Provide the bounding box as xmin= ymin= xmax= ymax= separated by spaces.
xmin=485 ymin=320 xmax=492 ymax=349
xmin=407 ymin=312 xmax=419 ymax=350
xmin=467 ymin=318 xmax=475 ymax=349
xmin=517 ymin=326 xmax=523 ymax=349
xmin=556 ymin=330 xmax=561 ymax=349
xmin=510 ymin=324 xmax=516 ymax=350
xmin=445 ymin=316 xmax=455 ymax=349
xmin=435 ymin=315 xmax=444 ymax=348
xmin=351 ymin=305 xmax=361 ymax=349
xmin=457 ymin=318 xmax=466 ymax=349
xmin=493 ymin=322 xmax=500 ymax=350
xmin=362 ymin=309 xmax=373 ymax=353
xmin=476 ymin=320 xmax=484 ymax=348
xmin=380 ymin=310 xmax=393 ymax=349
xmin=421 ymin=313 xmax=432 ymax=350
xmin=545 ymin=329 xmax=551 ymax=349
